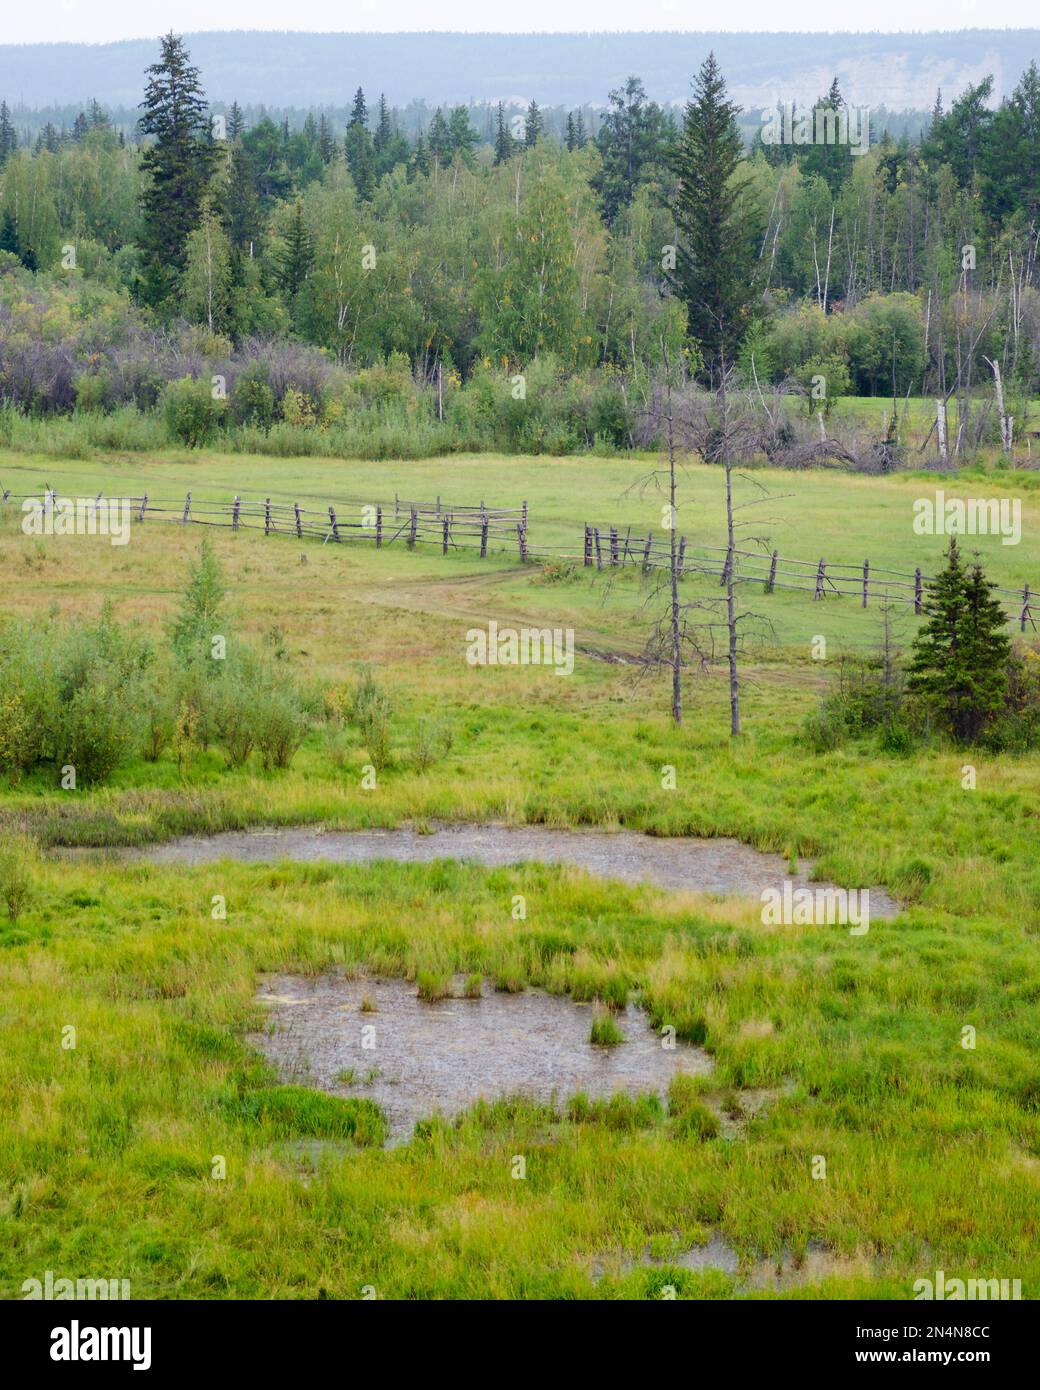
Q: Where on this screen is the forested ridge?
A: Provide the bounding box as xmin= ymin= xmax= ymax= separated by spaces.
xmin=0 ymin=33 xmax=1038 ymax=456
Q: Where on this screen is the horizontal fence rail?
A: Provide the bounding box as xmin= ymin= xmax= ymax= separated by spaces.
xmin=579 ymin=524 xmax=1036 ymax=631
xmin=1 ymin=485 xmax=1034 ymax=633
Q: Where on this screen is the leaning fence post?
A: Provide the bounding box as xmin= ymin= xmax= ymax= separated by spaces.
xmin=862 ymin=558 xmax=870 ymax=608
xmin=264 ymin=497 xmax=272 ymax=535
xmin=138 ymin=493 xmax=148 ymax=523
xmin=480 ymin=517 xmax=488 ymax=559
xmin=811 ymin=553 xmax=828 ymax=597
xmin=294 ymin=503 xmax=302 ymax=539
xmin=409 ymin=507 xmax=417 ymax=549
xmin=232 ymin=495 xmax=240 ymax=530
xmin=376 ymin=505 xmax=382 ymax=548
xmin=914 ymin=567 xmax=923 ymax=615
xmin=182 ymin=491 xmax=191 ymax=525
xmin=642 ymin=534 xmax=653 ymax=573
xmin=442 ymin=516 xmax=450 ymax=554
xmin=517 ymin=521 xmax=528 ymax=563
xmin=1022 ymin=583 xmax=1031 ymax=633
xmin=584 ymin=525 xmax=592 ymax=567
xmin=328 ymin=506 xmax=340 ymax=542
xmin=767 ymin=548 xmax=778 ymax=593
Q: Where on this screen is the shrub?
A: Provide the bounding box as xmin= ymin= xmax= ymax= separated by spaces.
xmin=230 ymin=360 xmax=275 ymax=430
xmin=162 ymin=375 xmax=224 ymax=448
xmin=253 ymin=682 xmax=308 ymax=770
xmin=0 ymin=832 xmax=37 ymax=921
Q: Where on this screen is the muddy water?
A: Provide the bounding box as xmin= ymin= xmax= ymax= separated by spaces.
xmin=250 ymin=973 xmax=712 ymax=1144
xmin=139 ymin=822 xmax=900 ymax=916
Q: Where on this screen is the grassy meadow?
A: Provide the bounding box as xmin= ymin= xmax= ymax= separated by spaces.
xmin=1 ymin=444 xmax=1039 ymax=1299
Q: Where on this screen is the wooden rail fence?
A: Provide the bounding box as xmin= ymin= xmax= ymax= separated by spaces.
xmin=1 ymin=485 xmax=1034 ymax=632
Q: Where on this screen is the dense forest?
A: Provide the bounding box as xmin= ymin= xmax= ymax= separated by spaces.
xmin=0 ymin=32 xmax=1038 ymax=456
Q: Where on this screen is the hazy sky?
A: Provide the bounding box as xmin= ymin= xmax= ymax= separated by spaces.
xmin=5 ymin=2 xmax=1038 ymax=47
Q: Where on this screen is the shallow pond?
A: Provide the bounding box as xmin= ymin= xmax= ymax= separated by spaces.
xmin=137 ymin=821 xmax=900 ymax=917
xmin=250 ymin=973 xmax=713 ymax=1144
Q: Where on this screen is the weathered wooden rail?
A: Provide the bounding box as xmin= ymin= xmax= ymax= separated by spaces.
xmin=1 ymin=485 xmax=1034 ymax=632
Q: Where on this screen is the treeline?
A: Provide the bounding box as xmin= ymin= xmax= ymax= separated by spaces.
xmin=1 ymin=32 xmax=1039 ymax=438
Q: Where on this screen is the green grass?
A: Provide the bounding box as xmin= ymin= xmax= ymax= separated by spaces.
xmin=1 ymin=447 xmax=1039 ymax=1299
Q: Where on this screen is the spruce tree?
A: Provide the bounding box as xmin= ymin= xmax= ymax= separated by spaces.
xmin=669 ymin=52 xmax=759 ymax=380
xmin=138 ymin=33 xmax=215 ymax=306
xmin=494 ymin=103 xmax=514 ymax=165
xmin=344 ymin=87 xmax=376 ymax=199
xmin=410 ymin=131 xmax=431 ymax=178
xmin=908 ymin=537 xmax=1012 ymax=742
xmin=0 ymin=101 xmax=17 ymax=167
xmin=317 ymin=113 xmax=335 ymax=164
xmin=427 ymin=108 xmax=451 ymax=166
xmin=0 ymin=209 xmax=19 ymax=257
xmin=275 ymin=196 xmax=314 ymax=307
xmin=226 ymin=100 xmax=245 ymax=140
xmin=524 ymin=101 xmax=544 ymax=147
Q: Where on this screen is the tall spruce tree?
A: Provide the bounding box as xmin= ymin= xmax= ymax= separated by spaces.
xmin=344 ymin=87 xmax=376 ymax=199
xmin=524 ymin=101 xmax=544 ymax=147
xmin=908 ymin=537 xmax=1012 ymax=742
xmin=138 ymin=33 xmax=215 ymax=307
xmin=494 ymin=103 xmax=514 ymax=164
xmin=0 ymin=102 xmax=17 ymax=167
xmin=669 ymin=52 xmax=759 ymax=380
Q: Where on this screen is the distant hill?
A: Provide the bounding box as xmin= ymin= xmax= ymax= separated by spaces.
xmin=0 ymin=29 xmax=1037 ymax=112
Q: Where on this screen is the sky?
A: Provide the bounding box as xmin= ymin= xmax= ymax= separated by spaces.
xmin=6 ymin=2 xmax=1039 ymax=47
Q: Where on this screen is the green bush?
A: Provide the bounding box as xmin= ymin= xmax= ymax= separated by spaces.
xmin=230 ymin=361 xmax=276 ymax=431
xmin=0 ymin=832 xmax=37 ymax=921
xmin=162 ymin=375 xmax=225 ymax=448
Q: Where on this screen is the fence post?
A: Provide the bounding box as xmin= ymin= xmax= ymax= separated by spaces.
xmin=138 ymin=493 xmax=148 ymax=523
xmin=409 ymin=507 xmax=418 ymax=549
xmin=480 ymin=517 xmax=488 ymax=559
xmin=1022 ymin=583 xmax=1031 ymax=633
xmin=609 ymin=527 xmax=618 ymax=567
xmin=517 ymin=521 xmax=528 ymax=563
xmin=677 ymin=536 xmax=686 ymax=577
xmin=294 ymin=503 xmax=302 ymax=539
xmin=720 ymin=548 xmax=731 ymax=587
xmin=522 ymin=500 xmax=528 ymax=531
xmin=584 ymin=525 xmax=593 ymax=567
xmin=443 ymin=516 xmax=450 ymax=554
xmin=594 ymin=528 xmax=602 ymax=571
xmin=914 ymin=568 xmax=923 ymax=615
xmin=182 ymin=491 xmax=191 ymax=525
xmin=395 ymin=492 xmax=400 ymax=519
xmin=862 ymin=558 xmax=870 ymax=608
xmin=642 ymin=534 xmax=653 ymax=573
xmin=376 ymin=505 xmax=382 ymax=549
xmin=814 ymin=558 xmax=826 ymax=600
xmin=767 ymin=548 xmax=778 ymax=593
xmin=232 ymin=495 xmax=240 ymax=531
xmin=329 ymin=506 xmax=340 ymax=542
xmin=436 ymin=495 xmax=441 ymax=516
xmin=265 ymin=497 xmax=272 ymax=535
